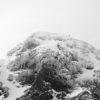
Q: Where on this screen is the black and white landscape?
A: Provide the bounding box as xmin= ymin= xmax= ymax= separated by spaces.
xmin=0 ymin=0 xmax=100 ymax=100
xmin=0 ymin=32 xmax=100 ymax=100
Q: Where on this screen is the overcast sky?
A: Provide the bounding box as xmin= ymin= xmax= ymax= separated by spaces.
xmin=0 ymin=0 xmax=100 ymax=58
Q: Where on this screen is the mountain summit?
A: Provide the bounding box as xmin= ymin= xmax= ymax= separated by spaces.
xmin=0 ymin=32 xmax=100 ymax=100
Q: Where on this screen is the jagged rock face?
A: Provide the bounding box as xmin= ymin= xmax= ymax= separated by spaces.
xmin=2 ymin=32 xmax=100 ymax=100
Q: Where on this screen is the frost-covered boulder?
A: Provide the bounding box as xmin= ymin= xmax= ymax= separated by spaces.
xmin=0 ymin=32 xmax=100 ymax=100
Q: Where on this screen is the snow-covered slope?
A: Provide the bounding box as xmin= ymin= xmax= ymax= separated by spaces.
xmin=0 ymin=32 xmax=100 ymax=100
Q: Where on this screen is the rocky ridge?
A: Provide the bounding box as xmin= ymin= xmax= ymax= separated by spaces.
xmin=0 ymin=32 xmax=100 ymax=100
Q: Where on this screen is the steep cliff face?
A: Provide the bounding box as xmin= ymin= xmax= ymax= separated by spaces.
xmin=0 ymin=32 xmax=100 ymax=100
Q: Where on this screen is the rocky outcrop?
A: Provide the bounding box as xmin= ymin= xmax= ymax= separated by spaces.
xmin=0 ymin=32 xmax=100 ymax=100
